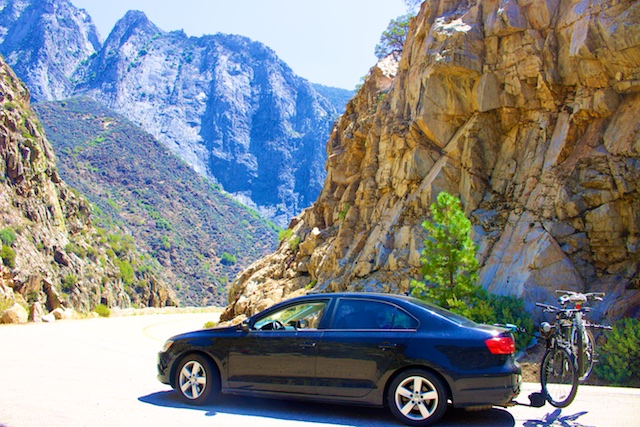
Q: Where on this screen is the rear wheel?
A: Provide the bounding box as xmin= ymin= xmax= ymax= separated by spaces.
xmin=387 ymin=369 xmax=448 ymax=426
xmin=541 ymin=347 xmax=578 ymax=407
xmin=579 ymin=329 xmax=596 ymax=382
xmin=175 ymin=354 xmax=216 ymax=405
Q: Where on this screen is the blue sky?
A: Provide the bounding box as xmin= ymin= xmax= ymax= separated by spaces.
xmin=70 ymin=0 xmax=408 ymax=90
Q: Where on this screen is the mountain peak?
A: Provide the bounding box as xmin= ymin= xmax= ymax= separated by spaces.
xmin=0 ymin=0 xmax=101 ymax=101
xmin=110 ymin=9 xmax=162 ymax=38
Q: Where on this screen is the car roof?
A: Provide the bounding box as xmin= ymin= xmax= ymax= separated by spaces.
xmin=302 ymin=291 xmax=410 ymax=299
xmin=289 ymin=292 xmax=415 ymax=305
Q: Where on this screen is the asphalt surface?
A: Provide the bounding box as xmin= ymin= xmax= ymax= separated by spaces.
xmin=0 ymin=312 xmax=639 ymax=427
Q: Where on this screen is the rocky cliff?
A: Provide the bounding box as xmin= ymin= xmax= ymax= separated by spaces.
xmin=0 ymin=0 xmax=101 ymax=101
xmin=221 ymin=0 xmax=640 ymax=323
xmin=0 ymin=1 xmax=351 ymax=225
xmin=0 ymin=55 xmax=176 ymax=323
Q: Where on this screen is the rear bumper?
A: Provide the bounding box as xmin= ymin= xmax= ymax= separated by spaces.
xmin=452 ymin=372 xmax=522 ymax=407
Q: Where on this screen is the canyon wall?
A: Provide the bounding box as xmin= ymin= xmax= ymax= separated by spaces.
xmin=222 ymin=0 xmax=640 ymax=323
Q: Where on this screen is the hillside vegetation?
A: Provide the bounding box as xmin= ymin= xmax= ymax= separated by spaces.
xmin=35 ymin=97 xmax=278 ymax=306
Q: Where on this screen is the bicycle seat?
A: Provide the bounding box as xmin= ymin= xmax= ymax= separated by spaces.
xmin=558 ymin=293 xmax=587 ymax=305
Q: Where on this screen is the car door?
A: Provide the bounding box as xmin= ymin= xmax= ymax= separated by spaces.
xmin=227 ymin=300 xmax=328 ymax=395
xmin=315 ymin=298 xmax=418 ymax=398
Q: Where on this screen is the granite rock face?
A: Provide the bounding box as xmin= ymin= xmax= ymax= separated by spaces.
xmin=0 ymin=0 xmax=101 ymax=101
xmin=222 ymin=0 xmax=640 ymax=323
xmin=73 ymin=11 xmax=337 ymax=225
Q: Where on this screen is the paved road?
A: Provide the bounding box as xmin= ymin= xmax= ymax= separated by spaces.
xmin=0 ymin=312 xmax=638 ymax=427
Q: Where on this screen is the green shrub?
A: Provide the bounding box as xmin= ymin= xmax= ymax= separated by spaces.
xmin=62 ymin=274 xmax=77 ymax=292
xmin=338 ymin=204 xmax=350 ymax=221
xmin=0 ymin=294 xmax=14 ymax=313
xmin=86 ymin=246 xmax=98 ymax=261
xmin=117 ymin=260 xmax=135 ymax=285
xmin=594 ymin=317 xmax=640 ymax=386
xmin=288 ymin=235 xmax=302 ymax=252
xmin=65 ymin=242 xmax=87 ymax=258
xmin=0 ymin=227 xmax=17 ymax=246
xmin=95 ymin=304 xmax=111 ymax=318
xmin=278 ymin=229 xmax=293 ymax=242
xmin=1 ymin=245 xmax=16 ymax=268
xmin=220 ymin=252 xmax=237 ymax=266
xmin=476 ymin=294 xmax=534 ymax=350
xmin=160 ymin=235 xmax=171 ymax=250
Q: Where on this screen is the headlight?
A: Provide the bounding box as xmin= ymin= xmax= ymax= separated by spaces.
xmin=161 ymin=340 xmax=174 ymax=352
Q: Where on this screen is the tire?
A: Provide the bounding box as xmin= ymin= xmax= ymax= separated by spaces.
xmin=579 ymin=329 xmax=596 ymax=382
xmin=387 ymin=369 xmax=448 ymax=426
xmin=540 ymin=347 xmax=578 ymax=408
xmin=175 ymin=354 xmax=216 ymax=405
xmin=575 ymin=322 xmax=584 ymax=381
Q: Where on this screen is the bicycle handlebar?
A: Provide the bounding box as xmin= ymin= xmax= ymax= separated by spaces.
xmin=535 ymin=302 xmax=582 ymax=314
xmin=535 ymin=302 xmax=557 ymax=311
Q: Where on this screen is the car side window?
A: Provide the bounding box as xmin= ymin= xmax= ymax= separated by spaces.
xmin=253 ymin=301 xmax=327 ymax=331
xmin=333 ymin=299 xmax=418 ymax=330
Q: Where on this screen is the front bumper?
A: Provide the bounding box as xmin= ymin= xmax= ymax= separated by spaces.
xmin=157 ymin=352 xmax=172 ymax=386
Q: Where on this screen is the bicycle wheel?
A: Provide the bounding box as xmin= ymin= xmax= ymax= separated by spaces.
xmin=575 ymin=322 xmax=584 ymax=380
xmin=580 ymin=329 xmax=596 ymax=382
xmin=541 ymin=346 xmax=578 ymax=407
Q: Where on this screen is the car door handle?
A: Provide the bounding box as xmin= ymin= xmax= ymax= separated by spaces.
xmin=300 ymin=342 xmax=317 ymax=349
xmin=378 ymin=343 xmax=397 ymax=351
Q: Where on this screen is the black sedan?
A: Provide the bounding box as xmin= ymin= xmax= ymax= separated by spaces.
xmin=157 ymin=292 xmax=521 ymax=426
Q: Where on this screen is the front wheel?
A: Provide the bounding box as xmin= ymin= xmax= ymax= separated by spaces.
xmin=541 ymin=347 xmax=578 ymax=408
xmin=175 ymin=354 xmax=217 ymax=405
xmin=387 ymin=369 xmax=448 ymax=426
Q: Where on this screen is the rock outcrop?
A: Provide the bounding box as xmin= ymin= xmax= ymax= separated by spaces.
xmin=0 ymin=55 xmax=177 ymax=321
xmin=222 ymin=0 xmax=640 ymax=323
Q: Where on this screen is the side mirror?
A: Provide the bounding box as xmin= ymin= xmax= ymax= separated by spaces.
xmin=238 ymin=319 xmax=250 ymax=333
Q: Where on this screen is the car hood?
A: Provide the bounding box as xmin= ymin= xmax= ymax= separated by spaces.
xmin=169 ymin=324 xmax=239 ymax=341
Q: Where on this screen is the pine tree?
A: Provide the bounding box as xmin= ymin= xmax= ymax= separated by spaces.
xmin=374 ymin=13 xmax=414 ymax=60
xmin=412 ymin=192 xmax=480 ymax=316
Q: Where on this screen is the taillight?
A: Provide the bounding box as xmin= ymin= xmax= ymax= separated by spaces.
xmin=485 ymin=336 xmax=515 ymax=354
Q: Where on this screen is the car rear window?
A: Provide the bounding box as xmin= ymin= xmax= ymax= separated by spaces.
xmin=333 ymin=299 xmax=419 ymax=330
xmin=405 ymin=296 xmax=477 ymax=327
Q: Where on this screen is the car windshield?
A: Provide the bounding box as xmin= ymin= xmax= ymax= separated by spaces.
xmin=254 ymin=301 xmax=327 ymax=330
xmin=404 ymin=296 xmax=477 ymax=327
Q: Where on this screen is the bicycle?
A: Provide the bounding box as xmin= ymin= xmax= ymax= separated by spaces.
xmin=535 ymin=291 xmax=609 ymax=407
xmin=555 ymin=290 xmax=609 ymax=382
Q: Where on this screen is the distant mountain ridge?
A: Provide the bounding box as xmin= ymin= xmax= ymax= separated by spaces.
xmin=0 ymin=0 xmax=353 ymax=225
xmin=34 ymin=97 xmax=278 ymax=306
